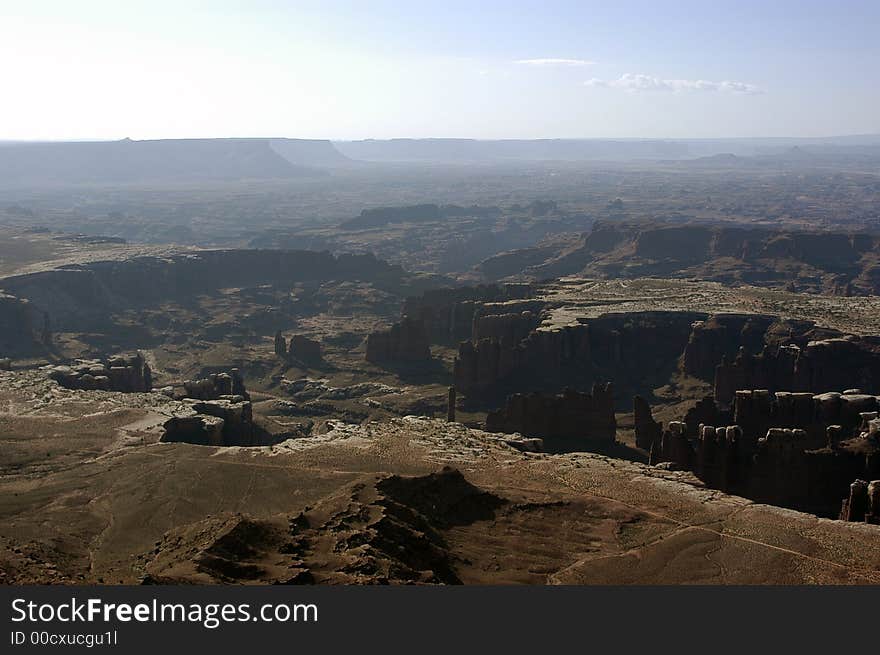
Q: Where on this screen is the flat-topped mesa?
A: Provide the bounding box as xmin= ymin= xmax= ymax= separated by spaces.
xmin=161 ymin=369 xmax=275 ymax=446
xmin=714 ymin=336 xmax=880 ymax=405
xmin=454 ymin=311 xmax=701 ymax=403
xmin=402 ymin=284 xmax=534 ymax=344
xmin=484 ymin=383 xmax=616 ymax=452
xmin=161 ymin=397 xmax=264 ymax=447
xmin=649 ymin=388 xmax=880 ymax=517
xmin=182 ymin=369 xmax=248 ymax=401
xmin=47 ymin=352 xmax=152 ymax=392
xmin=471 ymin=305 xmax=544 ymax=344
xmin=0 ymin=249 xmax=409 ymax=332
xmin=365 ymin=317 xmax=431 ymax=364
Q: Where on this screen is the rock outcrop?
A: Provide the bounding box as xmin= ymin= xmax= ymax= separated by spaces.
xmin=274 ymin=330 xmax=287 ymax=358
xmin=162 ymin=396 xmax=260 ymax=447
xmin=713 ymin=336 xmax=880 ymax=405
xmin=160 ymin=371 xmax=280 ymax=446
xmin=471 ymin=306 xmax=543 ymax=344
xmin=182 ymin=369 xmax=248 ymax=401
xmin=365 ymin=318 xmax=431 ymax=363
xmin=275 ymin=332 xmax=323 ymax=365
xmin=485 ymin=383 xmax=616 ymax=451
xmin=454 ymin=311 xmax=701 ymax=404
xmin=47 ymin=353 xmax=152 ymax=392
xmin=633 ymin=395 xmax=662 ymax=450
xmin=501 ymin=220 xmax=880 ymax=296
xmin=648 ymin=388 xmax=880 ymax=517
xmin=0 ymin=292 xmax=40 ymax=355
xmin=0 ymin=250 xmax=411 ymax=331
xmin=401 ymin=284 xmax=534 ymax=344
xmin=288 ymin=335 xmax=322 ymax=365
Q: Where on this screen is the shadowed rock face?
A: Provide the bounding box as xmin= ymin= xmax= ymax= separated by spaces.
xmin=0 ymin=250 xmax=408 ymax=331
xmin=451 ymin=301 xmax=880 ymax=415
xmin=634 ymin=395 xmax=662 ymax=450
xmin=488 ymin=220 xmax=880 ymax=296
xmin=0 ymin=293 xmax=39 ymax=355
xmin=841 ymin=479 xmax=880 ymax=524
xmin=485 ymin=384 xmax=616 ymax=451
xmin=162 ymin=398 xmax=264 ymax=447
xmin=365 ymin=317 xmax=431 ymax=363
xmin=401 ymin=284 xmax=534 ymax=344
xmin=289 ymin=335 xmax=323 ymax=365
xmin=647 ymin=389 xmax=880 ymax=517
xmin=275 ymin=333 xmax=323 ymax=365
xmin=714 ymin=337 xmax=880 ymax=404
xmin=454 ymin=311 xmax=703 ymax=404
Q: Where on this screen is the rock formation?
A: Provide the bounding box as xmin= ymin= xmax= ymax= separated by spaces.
xmin=471 ymin=306 xmax=543 ymax=344
xmin=162 ymin=396 xmax=259 ymax=447
xmin=401 ymin=284 xmax=533 ymax=344
xmin=0 ymin=292 xmax=39 ymax=354
xmin=274 ymin=330 xmax=287 ymax=358
xmin=648 ymin=388 xmax=880 ymax=517
xmin=365 ymin=317 xmax=431 ymax=363
xmin=182 ymin=369 xmax=248 ymax=400
xmin=713 ymin=337 xmax=880 ymax=405
xmin=454 ymin=311 xmax=701 ymax=404
xmin=161 ymin=371 xmax=278 ymax=446
xmin=0 ymin=250 xmax=412 ymax=331
xmin=288 ymin=335 xmax=322 ymax=365
xmin=47 ymin=353 xmax=152 ymax=392
xmin=485 ymin=383 xmax=616 ymax=451
xmin=501 ymin=220 xmax=880 ymax=296
xmin=633 ymin=395 xmax=662 ymax=450
xmin=275 ymin=332 xmax=323 ymax=365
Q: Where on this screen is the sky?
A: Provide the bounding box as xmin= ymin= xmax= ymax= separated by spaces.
xmin=0 ymin=0 xmax=878 ymax=140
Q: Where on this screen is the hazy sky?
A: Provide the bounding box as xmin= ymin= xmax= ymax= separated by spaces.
xmin=1 ymin=0 xmax=877 ymax=140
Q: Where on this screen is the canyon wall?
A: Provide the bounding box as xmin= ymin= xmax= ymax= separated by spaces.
xmin=0 ymin=292 xmax=40 ymax=355
xmin=454 ymin=311 xmax=703 ymax=404
xmin=713 ymin=337 xmax=880 ymax=405
xmin=485 ymin=383 xmax=616 ymax=451
xmin=0 ymin=250 xmax=409 ymax=331
xmin=401 ymin=284 xmax=534 ymax=344
xmin=365 ymin=318 xmax=431 ymax=364
xmin=648 ymin=389 xmax=880 ymax=517
xmin=521 ymin=221 xmax=880 ymax=295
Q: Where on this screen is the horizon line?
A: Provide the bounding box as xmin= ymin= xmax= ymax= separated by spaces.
xmin=2 ymin=132 xmax=879 ymax=144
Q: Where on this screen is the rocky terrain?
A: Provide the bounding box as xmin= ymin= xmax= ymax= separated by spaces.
xmin=2 ymin=158 xmax=880 ymax=585
xmin=1 ymin=374 xmax=878 ymax=584
xmin=481 ymin=220 xmax=880 ymax=295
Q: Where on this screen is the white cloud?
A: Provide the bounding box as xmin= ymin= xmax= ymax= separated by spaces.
xmin=516 ymin=58 xmax=596 ymax=67
xmin=585 ymin=73 xmax=761 ymax=94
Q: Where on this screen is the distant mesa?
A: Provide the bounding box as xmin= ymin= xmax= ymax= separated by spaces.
xmin=0 ymin=137 xmax=350 ymax=186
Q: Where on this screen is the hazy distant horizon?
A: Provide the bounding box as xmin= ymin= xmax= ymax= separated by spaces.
xmin=2 ymin=133 xmax=880 ymax=145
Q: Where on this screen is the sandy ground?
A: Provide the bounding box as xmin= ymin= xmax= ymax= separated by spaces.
xmin=1 ymin=371 xmax=878 ymax=585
